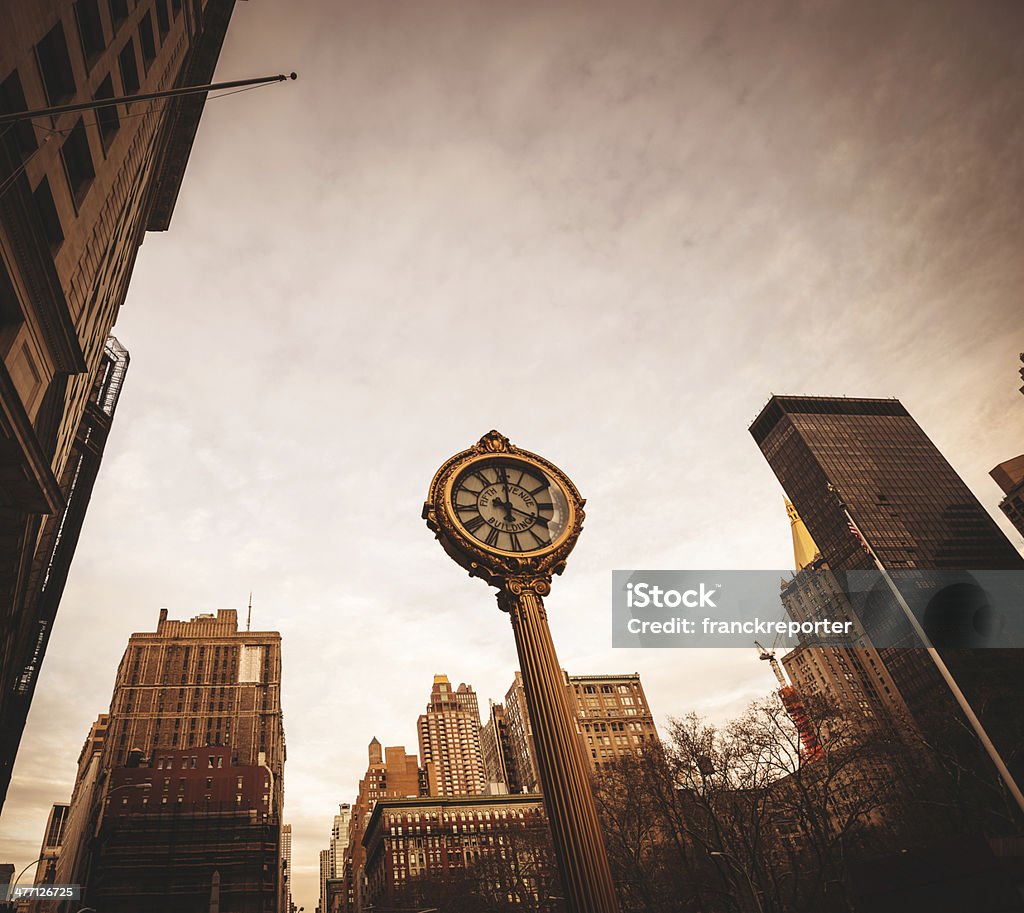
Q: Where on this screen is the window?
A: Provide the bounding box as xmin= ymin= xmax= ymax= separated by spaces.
xmin=36 ymin=23 xmax=76 ymax=105
xmin=138 ymin=11 xmax=157 ymax=68
xmin=31 ymin=178 xmax=63 ymax=250
xmin=93 ymin=75 xmax=121 ymax=152
xmin=155 ymin=0 xmax=170 ymax=38
xmin=118 ymin=39 xmax=139 ymax=94
xmin=109 ymin=0 xmax=129 ymax=28
xmin=0 ymin=70 xmax=37 ymax=156
xmin=75 ymin=0 xmax=106 ymax=66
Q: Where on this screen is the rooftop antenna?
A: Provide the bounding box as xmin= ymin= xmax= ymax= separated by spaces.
xmin=247 ymin=593 xmax=252 ymax=632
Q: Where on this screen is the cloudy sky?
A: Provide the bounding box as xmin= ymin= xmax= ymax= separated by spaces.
xmin=2 ymin=0 xmax=1023 ymax=907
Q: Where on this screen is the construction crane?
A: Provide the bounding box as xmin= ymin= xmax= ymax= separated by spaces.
xmin=755 ymin=641 xmax=823 ymax=763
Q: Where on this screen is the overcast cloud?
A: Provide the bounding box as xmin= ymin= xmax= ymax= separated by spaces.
xmin=2 ymin=1 xmax=1023 ymax=908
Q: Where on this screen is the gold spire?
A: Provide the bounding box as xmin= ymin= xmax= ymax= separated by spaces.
xmin=785 ymin=499 xmax=820 ymax=570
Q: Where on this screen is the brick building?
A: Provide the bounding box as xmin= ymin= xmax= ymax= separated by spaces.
xmin=361 ymin=794 xmax=553 ymax=911
xmin=504 ymin=671 xmax=660 ymax=793
xmin=341 ymin=738 xmax=422 ymax=911
xmin=69 ymin=608 xmax=285 ymax=911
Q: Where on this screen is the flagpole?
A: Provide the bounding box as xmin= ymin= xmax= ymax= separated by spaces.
xmin=0 ymin=72 xmax=297 ymax=126
xmin=829 ymin=484 xmax=1024 ymax=816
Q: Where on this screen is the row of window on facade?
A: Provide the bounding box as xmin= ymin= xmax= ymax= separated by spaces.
xmin=0 ymin=0 xmax=189 ymax=252
xmin=119 ymin=793 xmax=270 ymax=805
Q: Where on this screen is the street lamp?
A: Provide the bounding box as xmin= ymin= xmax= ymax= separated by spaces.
xmin=708 ymin=852 xmax=764 ymax=913
xmin=6 ymin=855 xmax=46 ymax=905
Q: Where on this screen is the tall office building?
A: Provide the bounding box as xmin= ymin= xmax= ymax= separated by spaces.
xmin=991 ymin=455 xmax=1024 ymax=539
xmin=77 ymin=607 xmax=285 ymax=912
xmin=417 ymin=675 xmax=486 ymax=798
xmin=503 ymin=671 xmax=538 ymax=795
xmin=52 ymin=712 xmax=109 ymax=891
xmin=779 ymin=503 xmax=909 ymax=728
xmin=281 ymin=823 xmax=292 ymax=913
xmin=33 ymin=802 xmax=69 ymax=885
xmin=749 ymin=396 xmax=1022 ymax=573
xmin=329 ymin=803 xmax=351 ymax=883
xmin=99 ymin=608 xmax=285 ymax=788
xmin=750 ymin=395 xmax=1024 ymax=814
xmin=342 ymin=739 xmax=423 ymax=912
xmin=319 ymin=848 xmax=329 ymax=913
xmin=0 ymin=0 xmax=241 ymax=812
xmin=505 ymin=671 xmax=660 ymax=793
xmin=480 ymin=701 xmax=513 ymax=794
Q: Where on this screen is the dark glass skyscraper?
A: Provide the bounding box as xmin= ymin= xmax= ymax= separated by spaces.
xmin=750 ymin=396 xmax=1022 ymax=574
xmin=750 ymin=395 xmax=1024 ymax=824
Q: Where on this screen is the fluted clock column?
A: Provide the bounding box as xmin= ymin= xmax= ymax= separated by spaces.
xmin=499 ymin=580 xmax=620 ymax=913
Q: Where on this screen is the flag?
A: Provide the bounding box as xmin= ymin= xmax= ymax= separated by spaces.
xmin=847 ymin=520 xmax=870 ymax=554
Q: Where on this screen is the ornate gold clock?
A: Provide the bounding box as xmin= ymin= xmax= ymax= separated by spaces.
xmin=422 ymin=429 xmax=585 ymax=591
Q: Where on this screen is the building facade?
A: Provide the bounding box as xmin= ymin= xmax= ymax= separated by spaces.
xmin=281 ymin=823 xmax=292 ymax=913
xmin=88 ymin=747 xmax=281 ymax=913
xmin=70 ymin=608 xmax=285 ymax=911
xmin=32 ymin=802 xmax=69 ymax=885
xmin=417 ymin=675 xmax=486 ymax=798
xmin=505 ymin=671 xmax=660 ymax=793
xmin=480 ymin=700 xmax=513 ymax=794
xmin=778 ymin=506 xmax=909 ymax=729
xmin=342 ymin=739 xmax=423 ymax=911
xmin=329 ymin=803 xmax=351 ymax=884
xmin=750 ymin=394 xmax=1024 ymax=823
xmin=991 ymin=455 xmax=1024 ymax=540
xmin=361 ymin=794 xmax=553 ymax=911
xmin=103 ymin=608 xmax=285 ymax=790
xmin=0 ymin=0 xmax=241 ymax=813
xmin=318 ymin=848 xmax=329 ymax=913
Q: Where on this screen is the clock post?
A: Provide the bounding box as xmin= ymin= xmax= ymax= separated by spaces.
xmin=423 ymin=431 xmax=620 ymax=913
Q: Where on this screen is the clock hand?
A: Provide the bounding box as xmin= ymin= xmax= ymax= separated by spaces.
xmin=507 ymin=505 xmax=550 ymax=526
xmin=492 ymin=496 xmax=517 ymax=522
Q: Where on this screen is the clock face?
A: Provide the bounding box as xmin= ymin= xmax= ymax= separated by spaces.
xmin=450 ymin=459 xmax=570 ymax=553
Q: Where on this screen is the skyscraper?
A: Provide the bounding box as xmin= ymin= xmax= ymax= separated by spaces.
xmin=104 ymin=608 xmax=285 ymax=785
xmin=480 ymin=701 xmax=513 ymax=793
xmin=319 ymin=848 xmax=330 ymax=913
xmin=342 ymin=739 xmax=422 ymax=911
xmin=0 ymin=0 xmax=241 ymax=812
xmin=74 ymin=607 xmax=286 ymax=912
xmin=33 ymin=802 xmax=69 ymax=885
xmin=779 ymin=503 xmax=909 ymax=728
xmin=749 ymin=396 xmax=1022 ymax=573
xmin=329 ymin=803 xmax=351 ymax=883
xmin=281 ymin=823 xmax=292 ymax=913
xmin=417 ymin=675 xmax=486 ymax=797
xmin=750 ymin=394 xmax=1024 ymax=816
